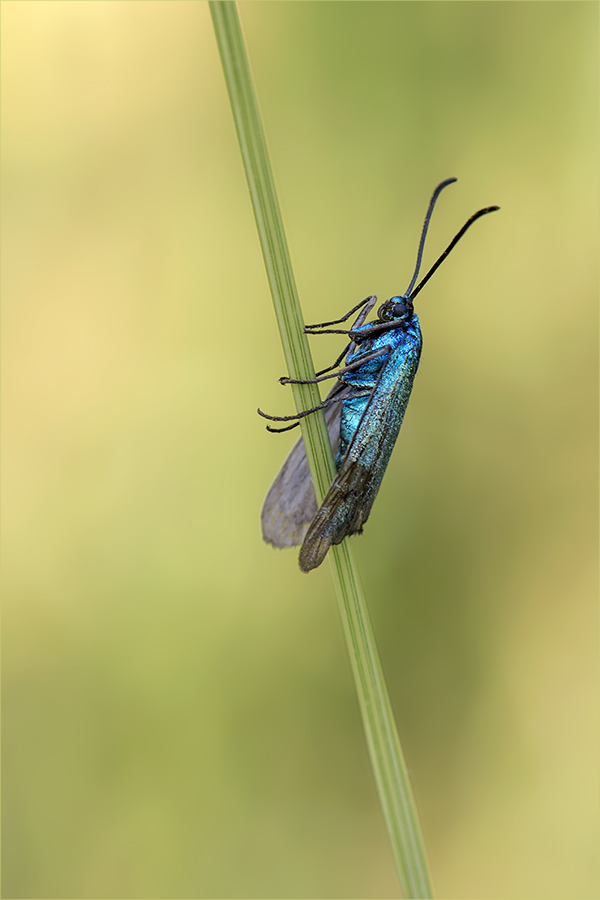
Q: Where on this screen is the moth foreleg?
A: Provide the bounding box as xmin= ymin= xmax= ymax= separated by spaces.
xmin=304 ymin=295 xmax=376 ymax=330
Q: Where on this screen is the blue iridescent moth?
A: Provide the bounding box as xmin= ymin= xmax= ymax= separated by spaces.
xmin=259 ymin=178 xmax=499 ymax=572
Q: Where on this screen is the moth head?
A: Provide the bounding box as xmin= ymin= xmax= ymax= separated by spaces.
xmin=378 ymin=295 xmax=413 ymax=322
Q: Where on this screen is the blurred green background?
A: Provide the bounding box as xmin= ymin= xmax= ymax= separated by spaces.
xmin=2 ymin=2 xmax=598 ymax=898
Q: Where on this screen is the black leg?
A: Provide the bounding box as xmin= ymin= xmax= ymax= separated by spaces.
xmin=348 ymin=294 xmax=379 ymax=354
xmin=266 ymin=421 xmax=300 ymax=433
xmin=305 ymin=295 xmax=376 ymax=330
xmin=303 ymin=327 xmax=354 ymax=337
xmin=258 ymin=396 xmax=338 ymax=424
xmin=275 ymin=343 xmax=351 ymax=384
xmin=348 ymin=319 xmax=405 ymax=340
xmin=280 ymin=346 xmax=390 ymax=386
xmin=306 ymin=319 xmax=403 ymax=341
xmin=314 ymin=343 xmax=351 ymax=378
xmin=259 ymin=389 xmax=371 ymax=430
xmin=349 ymin=294 xmax=378 ymax=330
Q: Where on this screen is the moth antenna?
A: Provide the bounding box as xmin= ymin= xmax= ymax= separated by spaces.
xmin=409 ymin=205 xmax=500 ymax=301
xmin=404 ymin=177 xmax=457 ymax=297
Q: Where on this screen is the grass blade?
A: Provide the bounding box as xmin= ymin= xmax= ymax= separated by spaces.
xmin=210 ymin=4 xmax=433 ymax=896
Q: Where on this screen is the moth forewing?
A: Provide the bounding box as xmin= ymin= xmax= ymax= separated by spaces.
xmin=298 ymin=333 xmax=422 ymax=573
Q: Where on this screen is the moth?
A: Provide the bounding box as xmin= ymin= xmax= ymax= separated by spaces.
xmin=259 ymin=178 xmax=499 ymax=572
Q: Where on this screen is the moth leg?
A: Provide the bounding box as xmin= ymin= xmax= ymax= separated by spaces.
xmin=258 ymin=390 xmax=371 ymax=430
xmin=314 ymin=343 xmax=351 ymax=378
xmin=348 ymin=294 xmax=379 ymax=353
xmin=280 ymin=346 xmax=390 ymax=386
xmin=303 ymin=327 xmax=353 ymax=337
xmin=276 ymin=343 xmax=350 ymax=386
xmin=278 ymin=313 xmax=377 ymax=383
xmin=304 ymin=321 xmax=398 ymax=339
xmin=304 ymin=294 xmax=382 ymax=342
xmin=258 ymin=396 xmax=339 ymax=425
xmin=305 ymin=295 xmax=377 ymax=330
xmin=266 ymin=421 xmax=300 ymax=434
xmin=349 ymin=294 xmax=379 ymax=330
xmin=277 ymin=343 xmax=351 ymax=384
xmin=348 ymin=318 xmax=404 ymax=342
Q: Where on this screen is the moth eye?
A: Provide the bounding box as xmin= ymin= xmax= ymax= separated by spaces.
xmin=377 ymin=301 xmax=393 ymax=320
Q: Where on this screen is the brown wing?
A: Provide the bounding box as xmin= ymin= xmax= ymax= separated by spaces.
xmin=297 ymin=457 xmax=372 ymax=571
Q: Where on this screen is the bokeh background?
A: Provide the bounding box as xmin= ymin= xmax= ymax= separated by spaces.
xmin=2 ymin=2 xmax=598 ymax=898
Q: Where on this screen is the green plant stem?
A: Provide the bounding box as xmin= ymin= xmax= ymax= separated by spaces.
xmin=210 ymin=4 xmax=433 ymax=896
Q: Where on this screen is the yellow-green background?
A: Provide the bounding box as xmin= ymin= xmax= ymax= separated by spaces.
xmin=2 ymin=2 xmax=598 ymax=898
